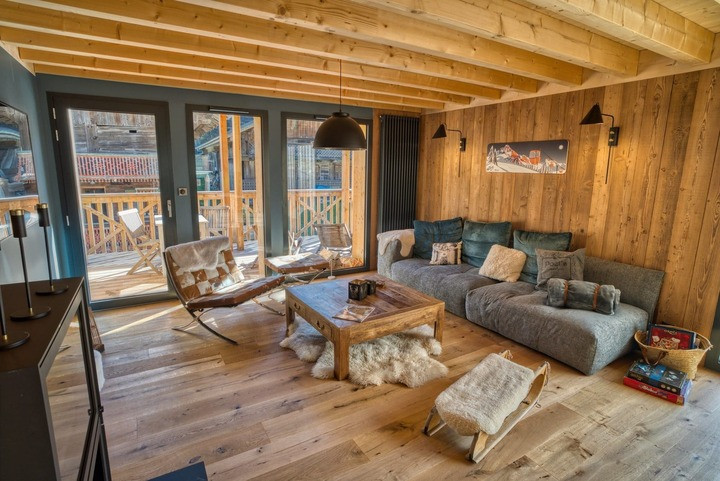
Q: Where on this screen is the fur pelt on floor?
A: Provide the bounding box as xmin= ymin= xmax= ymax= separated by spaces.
xmin=280 ymin=320 xmax=448 ymax=387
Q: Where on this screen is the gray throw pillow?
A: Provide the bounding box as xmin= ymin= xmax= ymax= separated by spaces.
xmin=513 ymin=230 xmax=572 ymax=284
xmin=536 ymin=248 xmax=585 ymax=290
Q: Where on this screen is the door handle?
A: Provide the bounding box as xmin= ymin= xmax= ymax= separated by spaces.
xmin=166 ymin=199 xmax=173 ymax=218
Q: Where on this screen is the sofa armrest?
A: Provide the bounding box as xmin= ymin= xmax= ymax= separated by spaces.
xmin=377 ymin=239 xmax=412 ymax=278
xmin=584 ymin=256 xmax=664 ymax=321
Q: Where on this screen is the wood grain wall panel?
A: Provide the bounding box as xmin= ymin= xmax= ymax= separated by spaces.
xmin=417 ymin=68 xmax=720 ymax=338
xmin=604 ymin=80 xmax=647 ymax=262
xmin=658 ymin=68 xmax=720 ymax=327
xmin=525 ymin=95 xmax=552 ymax=231
xmin=687 ymin=145 xmax=720 ymax=336
xmin=585 ymin=84 xmax=618 ymax=257
xmin=622 ymin=76 xmax=673 ymax=266
xmin=644 ymin=72 xmax=699 ymax=270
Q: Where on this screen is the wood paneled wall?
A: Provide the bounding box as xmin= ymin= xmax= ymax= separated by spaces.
xmin=418 ymin=68 xmax=720 ymax=339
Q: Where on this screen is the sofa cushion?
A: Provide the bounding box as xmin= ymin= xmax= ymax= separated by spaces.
xmin=461 ymin=220 xmax=512 ymax=267
xmin=513 ymin=230 xmax=572 ymax=284
xmin=535 ymin=248 xmax=585 ymax=289
xmin=413 ymin=263 xmax=475 ymax=297
xmin=413 ymin=217 xmax=463 ymax=260
xmin=479 ymin=245 xmax=527 ymax=282
xmin=390 ymin=258 xmax=475 ymax=300
xmin=465 ymin=283 xmax=647 ymax=374
xmin=390 ymin=258 xmax=432 ymax=290
xmin=434 ymin=270 xmax=498 ymax=318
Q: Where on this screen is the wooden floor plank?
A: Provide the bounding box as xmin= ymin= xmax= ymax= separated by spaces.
xmin=90 ymin=288 xmax=720 ymax=481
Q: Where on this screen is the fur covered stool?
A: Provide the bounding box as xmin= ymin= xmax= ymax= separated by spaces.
xmin=423 ymin=350 xmax=549 ymax=462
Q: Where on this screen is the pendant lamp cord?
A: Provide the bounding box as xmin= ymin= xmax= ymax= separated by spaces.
xmin=339 ymin=60 xmax=343 ymax=112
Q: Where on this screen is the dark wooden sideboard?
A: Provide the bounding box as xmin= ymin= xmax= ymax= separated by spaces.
xmin=0 ymin=277 xmax=111 ymax=480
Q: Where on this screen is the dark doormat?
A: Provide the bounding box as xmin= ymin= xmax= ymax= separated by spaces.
xmin=148 ymin=461 xmax=208 ymax=481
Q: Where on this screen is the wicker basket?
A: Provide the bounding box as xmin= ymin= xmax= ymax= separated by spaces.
xmin=634 ymin=327 xmax=713 ymax=380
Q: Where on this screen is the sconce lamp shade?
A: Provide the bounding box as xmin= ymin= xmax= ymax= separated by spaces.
xmin=580 ymin=104 xmax=604 ymax=125
xmin=432 ymin=124 xmax=447 ymax=139
xmin=313 ymin=111 xmax=367 ymax=150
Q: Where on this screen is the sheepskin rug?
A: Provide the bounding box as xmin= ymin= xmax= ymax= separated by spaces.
xmin=280 ymin=320 xmax=448 ymax=387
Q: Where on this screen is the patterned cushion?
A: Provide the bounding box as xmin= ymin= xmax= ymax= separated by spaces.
xmin=513 ymin=230 xmax=572 ymax=284
xmin=430 ymin=241 xmax=462 ymax=265
xmin=535 ymin=248 xmax=585 ymax=290
xmin=167 ymin=249 xmax=244 ymax=302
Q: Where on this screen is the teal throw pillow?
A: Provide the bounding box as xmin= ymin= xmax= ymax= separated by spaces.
xmin=461 ymin=220 xmax=512 ymax=267
xmin=513 ymin=230 xmax=572 ymax=283
xmin=413 ymin=217 xmax=463 ymax=260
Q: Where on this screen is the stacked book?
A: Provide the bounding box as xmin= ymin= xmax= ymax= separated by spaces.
xmin=623 ymin=360 xmax=692 ymax=405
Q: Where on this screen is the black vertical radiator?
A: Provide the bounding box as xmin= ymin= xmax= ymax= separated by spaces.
xmin=378 ymin=115 xmax=420 ymax=233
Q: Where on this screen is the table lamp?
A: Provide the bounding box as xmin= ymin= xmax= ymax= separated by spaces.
xmin=9 ymin=210 xmax=51 ymax=321
xmin=35 ymin=203 xmax=68 ymax=296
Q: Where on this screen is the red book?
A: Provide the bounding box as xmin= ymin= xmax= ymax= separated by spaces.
xmin=623 ymin=376 xmax=692 ymax=405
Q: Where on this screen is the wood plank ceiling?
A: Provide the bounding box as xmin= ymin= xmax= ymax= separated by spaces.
xmin=0 ymin=0 xmax=719 ymax=112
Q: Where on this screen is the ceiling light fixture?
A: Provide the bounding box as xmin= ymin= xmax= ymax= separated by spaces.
xmin=313 ymin=60 xmax=367 ymax=151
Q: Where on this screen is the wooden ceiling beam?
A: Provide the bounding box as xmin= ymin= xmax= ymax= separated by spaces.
xmin=19 ymin=48 xmax=446 ymax=109
xmin=522 ymin=0 xmax=714 ymax=64
xmin=0 ymin=1 xmax=533 ymax=93
xmin=7 ymin=0 xmax=547 ymax=89
xmin=348 ymin=0 xmax=639 ymax=76
xmin=1 ymin=29 xmax=481 ymax=104
xmin=32 ymin=63 xmax=423 ymax=112
xmin=175 ymin=0 xmax=583 ymax=85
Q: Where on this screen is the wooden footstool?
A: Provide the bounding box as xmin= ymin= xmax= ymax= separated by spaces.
xmin=424 ymin=350 xmax=549 ymax=463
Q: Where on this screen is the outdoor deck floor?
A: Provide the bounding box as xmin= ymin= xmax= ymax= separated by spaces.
xmin=86 ymin=237 xmax=322 ymax=301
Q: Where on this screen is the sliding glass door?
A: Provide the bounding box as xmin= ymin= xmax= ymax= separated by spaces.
xmin=284 ymin=115 xmax=369 ymax=272
xmin=52 ymin=95 xmax=176 ymax=308
xmin=188 ymin=107 xmax=266 ymax=279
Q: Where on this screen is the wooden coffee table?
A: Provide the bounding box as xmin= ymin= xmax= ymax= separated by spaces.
xmin=285 ymin=276 xmax=445 ymax=380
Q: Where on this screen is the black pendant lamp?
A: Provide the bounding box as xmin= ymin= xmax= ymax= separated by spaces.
xmin=313 ymin=60 xmax=367 ymax=151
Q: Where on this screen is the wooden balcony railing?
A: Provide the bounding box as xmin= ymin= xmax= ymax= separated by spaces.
xmin=3 ymin=189 xmax=349 ymax=255
xmin=0 ymin=195 xmax=40 ymax=239
xmin=76 ymin=189 xmax=345 ymax=255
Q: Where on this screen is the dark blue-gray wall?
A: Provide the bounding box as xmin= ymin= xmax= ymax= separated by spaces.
xmin=16 ymin=67 xmax=371 ymax=277
xmin=0 ymin=49 xmax=55 ymax=283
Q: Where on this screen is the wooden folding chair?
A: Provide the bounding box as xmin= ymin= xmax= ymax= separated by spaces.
xmin=117 ymin=208 xmax=162 ymax=275
xmin=424 ymin=350 xmax=550 ymax=463
xmin=314 ymin=223 xmax=352 ymax=256
xmin=199 ymin=205 xmax=230 ymax=237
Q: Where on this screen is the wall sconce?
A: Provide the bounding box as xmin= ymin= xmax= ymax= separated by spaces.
xmin=432 ymin=123 xmax=466 ymax=152
xmin=580 ymin=103 xmax=620 ymax=183
xmin=432 ymin=123 xmax=466 ymax=176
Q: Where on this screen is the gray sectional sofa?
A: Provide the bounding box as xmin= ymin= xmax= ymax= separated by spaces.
xmin=378 ymin=238 xmax=664 ymax=375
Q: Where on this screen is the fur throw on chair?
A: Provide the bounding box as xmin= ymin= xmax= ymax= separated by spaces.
xmin=165 ymin=236 xmax=230 ymax=274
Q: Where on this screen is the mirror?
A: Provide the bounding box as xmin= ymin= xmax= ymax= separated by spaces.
xmin=0 ymin=101 xmax=38 ymax=241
